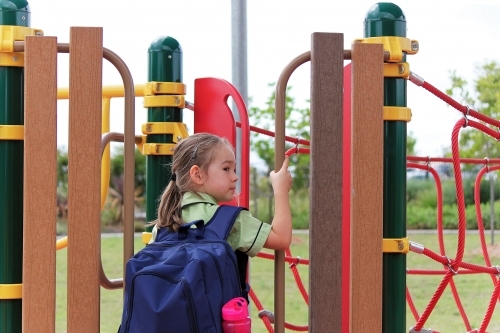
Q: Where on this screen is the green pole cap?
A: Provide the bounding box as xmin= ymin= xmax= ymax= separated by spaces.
xmin=148 ymin=36 xmax=182 ymax=54
xmin=0 ymin=0 xmax=30 ymax=26
xmin=148 ymin=36 xmax=182 ymax=82
xmin=364 ymin=2 xmax=406 ymax=37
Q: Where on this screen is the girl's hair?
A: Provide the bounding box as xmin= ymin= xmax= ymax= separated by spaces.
xmin=151 ymin=132 xmax=233 ymax=231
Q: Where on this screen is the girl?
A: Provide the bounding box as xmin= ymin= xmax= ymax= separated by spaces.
xmin=149 ymin=132 xmax=293 ymax=256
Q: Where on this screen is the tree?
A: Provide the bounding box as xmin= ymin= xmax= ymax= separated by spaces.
xmin=407 ymin=131 xmax=417 ymax=156
xmin=248 ymin=84 xmax=310 ymax=190
xmin=446 ymin=61 xmax=500 ymax=159
xmin=105 ymin=146 xmax=147 ymax=224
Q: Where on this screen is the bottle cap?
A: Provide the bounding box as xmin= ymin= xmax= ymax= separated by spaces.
xmin=222 ymin=297 xmax=249 ymax=320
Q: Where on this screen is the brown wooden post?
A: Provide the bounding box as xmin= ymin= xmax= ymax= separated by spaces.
xmin=67 ymin=27 xmax=103 ymax=333
xmin=350 ymin=42 xmax=384 ymax=332
xmin=309 ymin=32 xmax=344 ymax=332
xmin=22 ymin=35 xmax=58 ymax=333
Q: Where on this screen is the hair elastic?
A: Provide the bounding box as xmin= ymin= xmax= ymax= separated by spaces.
xmin=170 ymin=173 xmax=177 ymax=181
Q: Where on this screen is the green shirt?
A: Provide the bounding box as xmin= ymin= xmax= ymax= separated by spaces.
xmin=149 ymin=192 xmax=271 ymax=257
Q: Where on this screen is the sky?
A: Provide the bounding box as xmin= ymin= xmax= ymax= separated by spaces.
xmin=29 ymin=0 xmax=500 ymax=159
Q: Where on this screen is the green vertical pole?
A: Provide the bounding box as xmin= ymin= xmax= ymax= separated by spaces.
xmin=0 ymin=1 xmax=30 ymax=332
xmin=364 ymin=3 xmax=407 ymax=333
xmin=145 ymin=37 xmax=183 ymax=228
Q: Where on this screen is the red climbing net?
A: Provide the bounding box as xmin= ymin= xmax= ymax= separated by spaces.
xmin=404 ymin=73 xmax=500 ymax=333
xmin=237 ymin=72 xmax=500 ymax=332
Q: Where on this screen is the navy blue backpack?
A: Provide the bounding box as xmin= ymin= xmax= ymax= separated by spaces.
xmin=118 ymin=205 xmax=249 ymax=333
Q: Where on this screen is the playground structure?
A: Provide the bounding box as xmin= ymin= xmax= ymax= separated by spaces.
xmin=1 ymin=2 xmax=500 ymax=333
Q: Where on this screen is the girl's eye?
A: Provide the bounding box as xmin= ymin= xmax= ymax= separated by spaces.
xmin=223 ymin=167 xmax=230 ymax=171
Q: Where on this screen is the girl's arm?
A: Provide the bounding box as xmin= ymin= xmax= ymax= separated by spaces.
xmin=263 ymin=156 xmax=293 ymax=250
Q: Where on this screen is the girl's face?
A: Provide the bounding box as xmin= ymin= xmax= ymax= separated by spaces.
xmin=198 ymin=143 xmax=238 ymax=203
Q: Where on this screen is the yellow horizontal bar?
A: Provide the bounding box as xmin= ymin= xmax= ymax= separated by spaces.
xmin=56 ymin=236 xmax=68 ymax=250
xmin=383 ymin=106 xmax=411 ymax=122
xmin=144 ymin=82 xmax=186 ymax=96
xmin=142 ymin=232 xmax=152 ymax=245
xmin=141 ymin=143 xmax=177 ymax=156
xmin=384 ymin=62 xmax=409 ymax=78
xmin=141 ymin=122 xmax=188 ymax=142
xmin=0 ymin=125 xmax=24 ymax=140
xmin=57 ymin=84 xmax=146 ymax=100
xmin=354 ymin=36 xmax=419 ymax=62
xmin=143 ymin=95 xmax=185 ymax=108
xmin=0 ymin=284 xmax=22 ymax=299
xmin=383 ymin=237 xmax=409 ymax=253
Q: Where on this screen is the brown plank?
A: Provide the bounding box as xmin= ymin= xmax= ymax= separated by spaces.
xmin=22 ymin=35 xmax=58 ymax=333
xmin=350 ymin=42 xmax=384 ymax=332
xmin=309 ymin=32 xmax=344 ymax=332
xmin=67 ymin=27 xmax=103 ymax=333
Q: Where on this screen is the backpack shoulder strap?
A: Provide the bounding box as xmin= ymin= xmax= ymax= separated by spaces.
xmin=205 ymin=205 xmax=251 ymax=303
xmin=205 ymin=205 xmax=247 ymax=240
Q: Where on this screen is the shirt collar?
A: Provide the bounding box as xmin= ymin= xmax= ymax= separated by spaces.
xmin=181 ymin=191 xmax=217 ymax=207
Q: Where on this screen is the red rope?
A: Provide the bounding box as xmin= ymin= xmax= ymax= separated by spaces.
xmin=235 ymin=121 xmax=310 ymax=147
xmin=408 ymin=156 xmax=500 ymax=165
xmin=420 ymin=80 xmax=500 ymax=129
xmin=285 ymin=248 xmax=309 ymax=305
xmin=406 ymin=286 xmax=419 ymax=321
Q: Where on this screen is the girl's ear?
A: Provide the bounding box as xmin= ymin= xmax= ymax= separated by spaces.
xmin=189 ymin=165 xmax=205 ymax=185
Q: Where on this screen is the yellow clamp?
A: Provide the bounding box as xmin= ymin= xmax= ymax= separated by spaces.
xmin=142 ymin=232 xmax=152 ymax=245
xmin=383 ymin=237 xmax=410 ymax=253
xmin=354 ymin=36 xmax=419 ymax=63
xmin=0 ymin=284 xmax=22 ymax=299
xmin=141 ymin=143 xmax=177 ymax=156
xmin=384 ymin=62 xmax=409 ymax=78
xmin=0 ymin=125 xmax=24 ymax=140
xmin=141 ymin=122 xmax=188 ymax=143
xmin=0 ymin=25 xmax=44 ymax=67
xmin=143 ymin=95 xmax=185 ymax=108
xmin=384 ymin=106 xmax=411 ymax=122
xmin=144 ymin=82 xmax=186 ymax=96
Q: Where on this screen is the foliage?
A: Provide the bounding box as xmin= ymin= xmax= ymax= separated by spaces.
xmin=446 ymin=61 xmax=500 ymax=161
xmin=407 ymin=131 xmax=417 ymax=156
xmin=102 ymin=146 xmax=147 ymax=226
xmin=57 ymin=148 xmax=69 ymax=219
xmin=248 ymin=84 xmax=310 ymax=190
xmin=407 ymin=202 xmax=500 ymax=230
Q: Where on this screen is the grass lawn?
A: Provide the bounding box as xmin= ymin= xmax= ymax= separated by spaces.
xmin=54 ymin=232 xmax=500 ymax=332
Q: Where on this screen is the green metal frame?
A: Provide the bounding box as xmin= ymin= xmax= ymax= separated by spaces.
xmin=0 ymin=1 xmax=30 ymax=332
xmin=365 ymin=3 xmax=408 ymax=333
xmin=145 ymin=36 xmax=183 ymax=229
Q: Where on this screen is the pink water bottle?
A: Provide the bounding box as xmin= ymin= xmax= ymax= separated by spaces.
xmin=222 ymin=297 xmax=251 ymax=333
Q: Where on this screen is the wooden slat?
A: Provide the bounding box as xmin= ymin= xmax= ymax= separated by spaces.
xmin=22 ymin=35 xmax=58 ymax=333
xmin=67 ymin=27 xmax=103 ymax=333
xmin=309 ymin=32 xmax=344 ymax=332
xmin=350 ymin=42 xmax=384 ymax=332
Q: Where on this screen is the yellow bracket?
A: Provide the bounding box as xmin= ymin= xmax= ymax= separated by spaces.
xmin=0 ymin=125 xmax=24 ymax=140
xmin=0 ymin=26 xmax=44 ymax=67
xmin=354 ymin=36 xmax=419 ymax=63
xmin=142 ymin=232 xmax=152 ymax=245
xmin=384 ymin=62 xmax=409 ymax=78
xmin=142 ymin=143 xmax=177 ymax=156
xmin=0 ymin=284 xmax=22 ymax=299
xmin=144 ymin=82 xmax=186 ymax=96
xmin=383 ymin=237 xmax=410 ymax=253
xmin=383 ymin=106 xmax=411 ymax=122
xmin=143 ymin=95 xmax=185 ymax=108
xmin=141 ymin=122 xmax=188 ymax=142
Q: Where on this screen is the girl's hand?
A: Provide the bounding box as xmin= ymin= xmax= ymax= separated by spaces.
xmin=269 ymin=156 xmax=292 ymax=194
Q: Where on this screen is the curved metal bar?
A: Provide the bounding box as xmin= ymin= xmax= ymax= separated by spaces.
xmin=101 ymin=47 xmax=136 ymax=285
xmin=17 ymin=40 xmax=137 ymax=289
xmin=273 ymin=51 xmax=311 ymax=333
xmin=99 ymin=132 xmax=142 ymax=290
